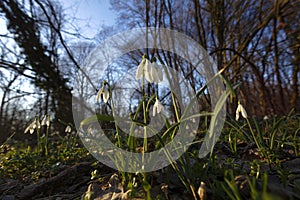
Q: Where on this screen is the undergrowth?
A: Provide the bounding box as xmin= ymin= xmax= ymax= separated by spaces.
xmin=0 ymin=113 xmax=299 ymax=199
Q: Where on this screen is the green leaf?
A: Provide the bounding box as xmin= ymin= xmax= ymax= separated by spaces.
xmin=80 ymin=114 xmax=148 ymax=127
xmin=80 ymin=114 xmax=114 ymax=126
xmin=204 ymin=84 xmax=239 ymax=156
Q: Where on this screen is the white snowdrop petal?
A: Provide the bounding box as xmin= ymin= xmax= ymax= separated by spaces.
xmin=136 ymin=60 xmax=144 ymax=80
xmin=46 ymin=119 xmax=50 ymax=127
xmin=235 ymin=103 xmax=247 ymax=120
xmin=65 ymin=125 xmax=72 ymax=133
xmin=153 ymin=99 xmax=164 ymax=116
xmin=145 ymin=60 xmax=153 ymax=83
xmin=151 ymin=65 xmax=159 ymax=84
xmin=152 ymin=62 xmax=163 ymax=83
xmin=153 ymin=105 xmax=157 ymax=116
xmin=41 ymin=115 xmax=47 ymax=126
xmin=235 ymin=112 xmax=240 ymax=121
xmin=24 ymin=126 xmax=31 ymax=134
xmin=103 ymin=90 xmax=110 ymax=103
xmin=241 ymin=106 xmax=248 ymax=118
xmin=96 ymin=88 xmax=103 ymax=102
xmin=153 ymin=100 xmax=158 ymax=116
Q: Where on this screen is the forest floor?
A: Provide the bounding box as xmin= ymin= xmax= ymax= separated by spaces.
xmin=1 ymin=115 xmax=300 ymax=199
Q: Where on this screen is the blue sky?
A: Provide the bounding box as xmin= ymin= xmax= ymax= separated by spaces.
xmin=0 ymin=0 xmax=117 ymax=37
xmin=61 ymin=0 xmax=116 ymax=37
xmin=0 ymin=0 xmax=117 ymax=108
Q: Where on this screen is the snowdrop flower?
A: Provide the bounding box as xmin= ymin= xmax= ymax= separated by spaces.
xmin=144 ymin=59 xmax=154 ymax=83
xmin=153 ymin=98 xmax=164 ymax=116
xmin=236 ymin=101 xmax=248 ymax=121
xmin=36 ymin=119 xmax=41 ymax=129
xmin=136 ymin=55 xmax=163 ymax=84
xmin=263 ymin=115 xmax=269 ymax=121
xmin=65 ymin=125 xmax=72 ymax=133
xmin=197 ymin=181 xmax=206 ymax=200
xmin=151 ymin=60 xmax=163 ymax=84
xmin=24 ymin=118 xmax=37 ymax=134
xmin=136 ymin=54 xmax=149 ymax=80
xmin=96 ymin=83 xmax=110 ymax=103
xmin=41 ymin=115 xmax=50 ymax=127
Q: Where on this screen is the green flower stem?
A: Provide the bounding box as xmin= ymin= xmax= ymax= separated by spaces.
xmin=45 ymin=124 xmax=49 ymax=156
xmin=143 ymin=99 xmax=148 ymax=153
xmin=37 ymin=128 xmax=41 ymax=154
xmin=107 ymin=82 xmax=121 ymax=148
xmin=142 ymin=56 xmax=148 ymax=153
xmin=155 ymin=132 xmax=195 ymax=198
xmin=142 ymin=56 xmax=150 ymax=200
xmin=246 ymin=118 xmax=264 ymax=153
xmin=171 ymin=92 xmax=180 ymax=122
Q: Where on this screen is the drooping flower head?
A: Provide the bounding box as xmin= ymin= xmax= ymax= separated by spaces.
xmin=136 ymin=54 xmax=148 ymax=80
xmin=96 ymin=81 xmax=110 ymax=103
xmin=136 ymin=55 xmax=163 ymax=84
xmin=197 ymin=182 xmax=206 ymax=200
xmin=24 ymin=118 xmax=37 ymax=134
xmin=151 ymin=57 xmax=163 ymax=84
xmin=41 ymin=115 xmax=50 ymax=127
xmin=153 ymin=98 xmax=164 ymax=116
xmin=236 ymin=100 xmax=248 ymax=121
xmin=65 ymin=125 xmax=72 ymax=133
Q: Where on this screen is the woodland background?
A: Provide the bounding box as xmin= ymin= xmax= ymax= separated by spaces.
xmin=0 ymin=0 xmax=299 ymax=143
